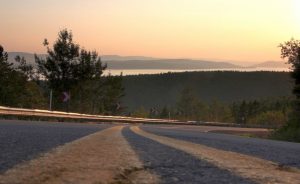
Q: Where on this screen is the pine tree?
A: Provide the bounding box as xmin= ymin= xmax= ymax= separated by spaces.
xmin=271 ymin=39 xmax=300 ymax=142
xmin=35 ymin=29 xmax=124 ymax=113
xmin=35 ymin=29 xmax=80 ymax=93
xmin=0 ymin=45 xmax=46 ymax=108
xmin=0 ymin=45 xmax=12 ymax=105
xmin=279 ymin=39 xmax=300 ymax=125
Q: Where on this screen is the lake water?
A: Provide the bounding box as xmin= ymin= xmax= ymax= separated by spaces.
xmin=104 ymin=68 xmax=290 ymax=76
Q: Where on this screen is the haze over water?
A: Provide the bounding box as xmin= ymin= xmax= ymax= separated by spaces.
xmin=105 ymin=68 xmax=291 ymax=76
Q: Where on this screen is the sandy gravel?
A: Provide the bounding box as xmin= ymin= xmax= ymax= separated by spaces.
xmin=0 ymin=126 xmax=159 ymax=184
xmin=123 ymin=127 xmax=255 ymax=184
xmin=157 ymin=125 xmax=270 ymax=133
xmin=131 ymin=126 xmax=300 ymax=184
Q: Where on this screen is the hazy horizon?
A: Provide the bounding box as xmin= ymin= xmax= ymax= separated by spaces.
xmin=8 ymin=51 xmax=277 ymax=63
xmin=6 ymin=51 xmax=288 ymax=67
xmin=1 ymin=0 xmax=300 ymax=64
xmin=7 ymin=51 xmax=290 ymax=76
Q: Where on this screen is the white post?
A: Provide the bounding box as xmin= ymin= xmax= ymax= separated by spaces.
xmin=49 ymin=89 xmax=53 ymax=111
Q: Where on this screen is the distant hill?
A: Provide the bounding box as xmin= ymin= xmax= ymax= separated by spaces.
xmin=122 ymin=71 xmax=293 ymax=111
xmin=102 ymin=55 xmax=159 ymax=61
xmin=104 ymin=59 xmax=240 ymax=70
xmin=7 ymin=52 xmax=46 ymax=66
xmin=7 ymin=52 xmax=241 ymax=70
xmin=249 ymin=61 xmax=290 ymax=68
xmin=7 ymin=52 xmax=290 ymax=71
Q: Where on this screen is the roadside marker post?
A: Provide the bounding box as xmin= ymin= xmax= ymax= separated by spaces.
xmin=62 ymin=92 xmax=70 ymax=102
xmin=49 ymin=89 xmax=53 ymax=111
xmin=62 ymin=91 xmax=71 ymax=112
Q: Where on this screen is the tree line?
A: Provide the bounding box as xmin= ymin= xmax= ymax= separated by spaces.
xmin=131 ymin=87 xmax=293 ymax=128
xmin=0 ymin=29 xmax=124 ymax=115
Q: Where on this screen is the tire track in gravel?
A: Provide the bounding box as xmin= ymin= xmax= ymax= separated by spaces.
xmin=123 ymin=127 xmax=255 ymax=184
xmin=142 ymin=125 xmax=300 ymax=169
xmin=0 ymin=120 xmax=109 ymax=173
xmin=131 ymin=126 xmax=300 ymax=184
xmin=0 ymin=126 xmax=159 ymax=184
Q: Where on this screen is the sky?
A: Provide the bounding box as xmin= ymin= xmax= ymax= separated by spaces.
xmin=1 ymin=0 xmax=300 ymax=64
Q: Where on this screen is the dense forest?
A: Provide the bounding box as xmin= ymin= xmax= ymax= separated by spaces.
xmin=121 ymin=71 xmax=294 ymax=128
xmin=122 ymin=71 xmax=293 ymax=111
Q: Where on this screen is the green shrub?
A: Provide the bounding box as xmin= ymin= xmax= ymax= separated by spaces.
xmin=272 ymin=117 xmax=300 ymax=142
xmin=272 ymin=127 xmax=300 ymax=142
xmin=248 ymin=111 xmax=287 ymax=127
xmin=131 ymin=106 xmax=149 ymax=118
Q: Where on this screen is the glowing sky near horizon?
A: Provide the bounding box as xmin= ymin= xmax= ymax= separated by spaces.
xmin=0 ymin=0 xmax=300 ymax=63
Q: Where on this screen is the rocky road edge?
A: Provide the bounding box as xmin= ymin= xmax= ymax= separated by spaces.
xmin=0 ymin=126 xmax=159 ymax=184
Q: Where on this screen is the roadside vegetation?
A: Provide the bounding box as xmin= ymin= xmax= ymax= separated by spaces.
xmin=131 ymin=90 xmax=293 ymax=128
xmin=0 ymin=29 xmax=124 ymax=115
xmin=272 ymin=39 xmax=300 ymax=142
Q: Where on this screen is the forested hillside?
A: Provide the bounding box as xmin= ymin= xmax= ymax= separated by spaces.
xmin=122 ymin=71 xmax=293 ymax=111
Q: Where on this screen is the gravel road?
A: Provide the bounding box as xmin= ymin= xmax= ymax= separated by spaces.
xmin=123 ymin=127 xmax=255 ymax=184
xmin=141 ymin=125 xmax=300 ymax=169
xmin=1 ymin=121 xmax=299 ymax=183
xmin=0 ymin=120 xmax=109 ymax=173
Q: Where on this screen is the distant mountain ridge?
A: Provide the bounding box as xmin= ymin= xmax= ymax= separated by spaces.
xmin=7 ymin=52 xmax=289 ymax=70
xmin=102 ymin=55 xmax=159 ymax=61
xmin=249 ymin=61 xmax=290 ymax=68
xmin=7 ymin=52 xmax=241 ymax=69
xmin=7 ymin=52 xmax=160 ymax=65
xmin=104 ymin=59 xmax=240 ymax=69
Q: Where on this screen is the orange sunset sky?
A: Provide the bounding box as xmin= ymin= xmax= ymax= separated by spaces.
xmin=1 ymin=0 xmax=300 ymax=64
